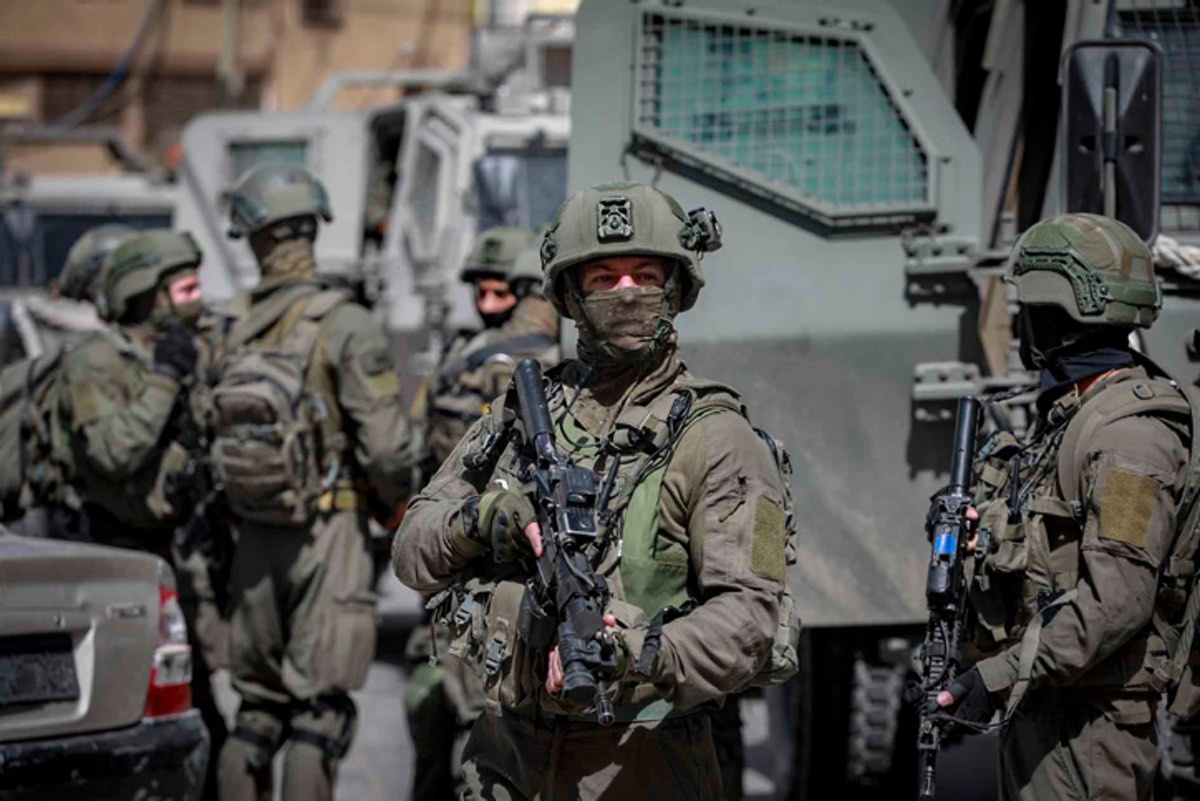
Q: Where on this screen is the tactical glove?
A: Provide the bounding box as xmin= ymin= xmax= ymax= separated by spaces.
xmin=927 ymin=667 xmax=996 ymax=727
xmin=477 ymin=489 xmax=537 ymax=563
xmin=154 ymin=323 xmax=199 ymax=380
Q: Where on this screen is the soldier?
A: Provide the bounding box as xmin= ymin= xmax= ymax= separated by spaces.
xmin=394 ymin=182 xmax=791 ymax=800
xmin=56 ymin=229 xmax=227 ymax=798
xmin=938 ymin=214 xmax=1194 ymax=799
xmin=405 ymin=228 xmax=563 ymax=800
xmin=211 ymin=164 xmax=412 ymax=801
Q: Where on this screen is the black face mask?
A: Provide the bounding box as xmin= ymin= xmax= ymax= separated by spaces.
xmin=479 ymin=307 xmax=515 ymax=330
xmin=1018 ymin=306 xmax=1135 ymax=410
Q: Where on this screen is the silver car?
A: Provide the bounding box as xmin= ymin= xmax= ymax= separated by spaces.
xmin=0 ymin=530 xmax=209 ymax=799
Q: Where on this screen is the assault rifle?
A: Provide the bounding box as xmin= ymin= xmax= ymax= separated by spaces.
xmin=911 ymin=396 xmax=983 ymax=800
xmin=512 ymin=358 xmax=618 ymax=725
xmin=168 ymin=384 xmax=224 ymax=561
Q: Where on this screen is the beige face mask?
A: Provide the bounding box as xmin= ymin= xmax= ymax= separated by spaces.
xmin=255 ymin=236 xmax=317 ymax=284
xmin=573 ymin=285 xmax=676 ymax=367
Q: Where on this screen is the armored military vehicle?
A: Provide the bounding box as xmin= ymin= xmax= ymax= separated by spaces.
xmin=174 ymin=14 xmax=573 ymax=368
xmin=0 ymin=173 xmax=175 ymax=364
xmin=570 ymin=0 xmax=1200 ymax=797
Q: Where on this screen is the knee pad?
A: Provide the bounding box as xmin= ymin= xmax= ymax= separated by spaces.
xmin=230 ymin=703 xmax=288 ymax=774
xmin=290 ymin=694 xmax=359 ymax=763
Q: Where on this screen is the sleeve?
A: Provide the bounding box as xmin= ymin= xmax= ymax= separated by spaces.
xmin=976 ymin=415 xmax=1188 ymax=694
xmin=391 ymin=416 xmax=492 ymax=592
xmin=324 ymin=304 xmax=415 ymax=506
xmin=625 ymin=411 xmax=787 ymax=709
xmin=63 ymin=342 xmax=180 ymax=480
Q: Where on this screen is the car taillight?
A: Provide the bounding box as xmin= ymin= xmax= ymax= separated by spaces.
xmin=144 ymin=583 xmax=193 ymax=718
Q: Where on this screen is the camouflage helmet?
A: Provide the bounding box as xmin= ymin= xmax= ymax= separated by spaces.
xmin=507 ymin=225 xmax=547 ymax=297
xmin=102 ymin=230 xmax=202 ymax=322
xmin=460 ymin=226 xmax=532 ymax=283
xmin=540 ymin=182 xmax=711 ymax=317
xmin=1006 ymin=213 xmax=1159 ymax=328
xmin=59 ymin=223 xmax=136 ymax=303
xmin=226 ymin=163 xmax=333 ymax=239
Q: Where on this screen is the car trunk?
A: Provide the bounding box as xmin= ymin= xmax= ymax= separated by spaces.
xmin=0 ymin=533 xmax=161 ymax=742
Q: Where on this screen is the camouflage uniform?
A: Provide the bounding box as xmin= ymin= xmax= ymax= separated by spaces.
xmin=407 ymin=227 xmax=561 ymax=801
xmin=57 ymin=229 xmax=227 ymax=799
xmin=394 ymin=183 xmax=789 ymax=800
xmin=212 ymin=165 xmax=412 ymax=801
xmin=965 ymin=215 xmax=1192 ymax=800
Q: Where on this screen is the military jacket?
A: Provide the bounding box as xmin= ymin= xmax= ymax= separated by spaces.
xmin=57 ymin=327 xmax=187 ymax=531
xmin=394 ymin=346 xmax=787 ymax=718
xmin=427 ymin=297 xmax=560 ymax=467
xmin=969 ymin=366 xmax=1190 ymax=723
xmin=211 ymin=279 xmax=413 ymax=509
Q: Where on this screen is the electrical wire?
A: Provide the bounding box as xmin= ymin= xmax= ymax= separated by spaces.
xmin=49 ymin=0 xmax=166 ymax=132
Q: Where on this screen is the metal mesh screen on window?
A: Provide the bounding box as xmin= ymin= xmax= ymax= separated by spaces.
xmin=1118 ymin=5 xmax=1200 ymax=204
xmin=637 ymin=14 xmax=929 ymax=213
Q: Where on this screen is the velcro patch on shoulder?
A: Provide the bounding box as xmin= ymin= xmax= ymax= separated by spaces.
xmin=751 ymin=497 xmax=786 ymax=581
xmin=1099 ymin=468 xmax=1157 ymax=548
xmin=367 ymin=370 xmax=400 ymax=399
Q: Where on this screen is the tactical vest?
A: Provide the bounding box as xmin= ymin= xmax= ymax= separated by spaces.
xmin=209 ymin=284 xmax=351 ymax=527
xmin=439 ymin=365 xmax=800 ymax=719
xmin=427 ymin=329 xmax=560 ymax=467
xmin=973 ymin=366 xmax=1200 ymax=720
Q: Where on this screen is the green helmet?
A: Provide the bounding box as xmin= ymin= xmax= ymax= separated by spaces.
xmin=226 ymin=164 xmax=333 ymax=239
xmin=1006 ymin=213 xmax=1159 ymax=329
xmin=507 ymin=225 xmax=547 ymax=297
xmin=103 ymin=230 xmax=202 ymax=322
xmin=540 ymin=182 xmax=715 ymax=317
xmin=59 ymin=223 xmax=136 ymax=303
xmin=460 ymin=226 xmax=532 ymax=283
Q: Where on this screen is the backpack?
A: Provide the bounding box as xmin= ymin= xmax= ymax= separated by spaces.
xmin=0 ymin=345 xmax=68 ymax=520
xmin=209 ymin=287 xmax=350 ymax=527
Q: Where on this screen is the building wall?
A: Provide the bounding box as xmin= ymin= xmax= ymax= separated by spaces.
xmin=0 ymin=0 xmax=473 ymax=174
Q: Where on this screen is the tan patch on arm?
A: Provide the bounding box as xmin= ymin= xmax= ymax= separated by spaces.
xmin=67 ymin=382 xmax=102 ymax=427
xmin=1099 ymin=468 xmax=1158 ymax=548
xmin=751 ymin=497 xmax=786 ymax=581
xmin=367 ymin=370 xmax=400 ymax=399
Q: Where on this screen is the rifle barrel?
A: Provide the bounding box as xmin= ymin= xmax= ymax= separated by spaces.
xmin=514 ymin=359 xmax=556 ymax=463
xmin=949 ymin=396 xmax=981 ymax=491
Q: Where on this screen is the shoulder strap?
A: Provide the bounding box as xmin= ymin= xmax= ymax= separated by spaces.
xmin=225 ymin=283 xmax=322 ymax=351
xmin=1056 ymin=378 xmax=1191 ymax=508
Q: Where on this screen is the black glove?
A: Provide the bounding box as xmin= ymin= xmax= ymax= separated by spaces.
xmin=154 ymin=323 xmax=199 ymax=380
xmin=477 ymin=489 xmax=537 ymax=563
xmin=925 ymin=668 xmax=996 ymax=727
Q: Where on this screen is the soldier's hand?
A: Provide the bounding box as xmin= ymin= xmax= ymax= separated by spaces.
xmin=154 ymin=323 xmax=199 ymax=380
xmin=931 ymin=667 xmax=995 ymax=726
xmin=478 ymin=489 xmax=537 ymax=562
xmin=965 ymin=505 xmax=979 ymax=554
xmin=545 ymin=613 xmax=618 ymax=695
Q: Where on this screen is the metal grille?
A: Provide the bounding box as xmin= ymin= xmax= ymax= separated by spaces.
xmin=1118 ymin=5 xmax=1200 ymax=204
xmin=636 ymin=13 xmax=930 ymax=215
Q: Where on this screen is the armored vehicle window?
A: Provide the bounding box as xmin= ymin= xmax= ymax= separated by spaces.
xmin=474 ymin=151 xmax=568 ymax=230
xmin=633 ymin=12 xmax=933 ymax=232
xmin=0 ymin=212 xmax=170 ymax=288
xmin=409 ymin=140 xmax=443 ymax=236
xmin=1119 ymin=9 xmax=1200 ymax=204
xmin=228 ymin=140 xmax=308 ymax=182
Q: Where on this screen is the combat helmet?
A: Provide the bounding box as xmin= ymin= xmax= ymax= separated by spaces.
xmin=226 ymin=164 xmax=333 ymax=239
xmin=460 ymin=226 xmax=532 ymax=283
xmin=539 ymin=182 xmax=719 ymax=317
xmin=103 ymin=230 xmax=202 ymax=322
xmin=1006 ymin=213 xmax=1160 ymax=329
xmin=507 ymin=225 xmax=547 ymax=299
xmin=60 ymin=224 xmax=136 ymax=304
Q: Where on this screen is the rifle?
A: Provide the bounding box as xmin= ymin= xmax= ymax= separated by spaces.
xmin=512 ymin=358 xmax=618 ymax=725
xmin=167 ymin=380 xmax=224 ymax=561
xmin=912 ymin=396 xmax=983 ymax=800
